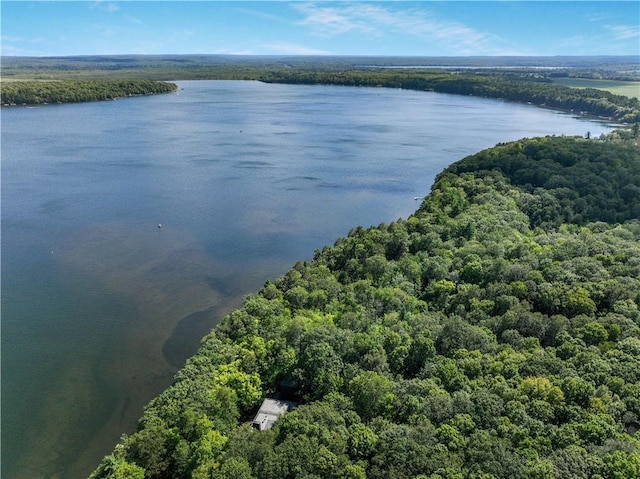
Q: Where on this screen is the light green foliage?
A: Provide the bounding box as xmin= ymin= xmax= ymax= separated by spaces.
xmin=218 ymin=457 xmax=255 ymax=479
xmin=519 ymin=377 xmax=565 ymax=406
xmin=603 ymin=450 xmax=640 ymax=479
xmin=436 ymin=424 xmax=465 ymax=451
xmin=90 ymin=136 xmax=640 ymax=479
xmin=348 ymin=423 xmax=379 ymax=458
xmin=108 ymin=461 xmax=145 ymax=479
xmin=214 ymin=361 xmax=263 ymax=409
xmin=88 ymin=452 xmax=145 ymax=479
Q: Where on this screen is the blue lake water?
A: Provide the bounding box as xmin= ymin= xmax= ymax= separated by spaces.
xmin=1 ymin=80 xmax=615 ymax=478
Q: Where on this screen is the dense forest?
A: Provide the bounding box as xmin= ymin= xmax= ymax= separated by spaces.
xmin=258 ymin=70 xmax=640 ymax=124
xmin=0 ymin=79 xmax=177 ymax=105
xmin=90 ymin=135 xmax=640 ymax=479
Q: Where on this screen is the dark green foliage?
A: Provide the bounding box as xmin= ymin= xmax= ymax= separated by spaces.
xmin=91 ymin=135 xmax=640 ymax=479
xmin=259 ymin=69 xmax=640 ymax=123
xmin=444 ymin=136 xmax=640 ymax=227
xmin=1 ymin=79 xmax=177 ymax=105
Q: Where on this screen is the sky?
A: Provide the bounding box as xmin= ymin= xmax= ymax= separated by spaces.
xmin=1 ymin=1 xmax=639 ymax=57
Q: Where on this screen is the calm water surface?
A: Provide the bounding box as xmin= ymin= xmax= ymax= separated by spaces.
xmin=1 ymin=81 xmax=615 ymax=478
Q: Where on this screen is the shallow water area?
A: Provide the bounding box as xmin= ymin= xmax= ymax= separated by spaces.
xmin=1 ymin=80 xmax=616 ymax=478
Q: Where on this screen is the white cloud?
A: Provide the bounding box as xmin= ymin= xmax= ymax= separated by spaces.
xmin=235 ymin=6 xmax=291 ymax=25
xmin=1 ymin=43 xmax=37 ymax=56
xmin=585 ymin=13 xmax=612 ymax=23
xmin=606 ymin=24 xmax=640 ymax=41
xmin=214 ymin=41 xmax=330 ymax=56
xmin=125 ymin=15 xmax=144 ymax=25
xmin=129 ymin=30 xmax=197 ymax=54
xmin=214 ymin=48 xmax=257 ymax=55
xmin=1 ymin=35 xmax=23 ymax=44
xmin=260 ymin=41 xmax=331 ymax=55
xmin=551 ymin=34 xmax=595 ymax=54
xmin=551 ymin=25 xmax=638 ymax=56
xmin=92 ymin=1 xmax=120 ymax=13
xmin=291 ymin=2 xmax=507 ymax=55
xmin=0 ymin=35 xmax=46 ymax=56
xmin=294 ymin=3 xmax=376 ymax=36
xmin=585 ymin=11 xmax=639 ymax=45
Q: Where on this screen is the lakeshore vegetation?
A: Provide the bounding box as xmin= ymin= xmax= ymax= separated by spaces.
xmin=90 ymin=135 xmax=640 ymax=479
xmin=258 ymin=69 xmax=640 ymax=124
xmin=2 ymin=55 xmax=639 ymax=123
xmin=0 ymin=79 xmax=177 ymax=105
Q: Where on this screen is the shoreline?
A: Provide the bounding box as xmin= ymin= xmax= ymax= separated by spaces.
xmin=3 ymin=75 xmax=636 ymax=126
xmin=0 ymin=79 xmax=178 ymax=107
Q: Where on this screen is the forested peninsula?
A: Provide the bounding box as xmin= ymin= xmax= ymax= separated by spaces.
xmin=0 ymin=79 xmax=177 ymax=105
xmin=91 ymin=135 xmax=640 ymax=479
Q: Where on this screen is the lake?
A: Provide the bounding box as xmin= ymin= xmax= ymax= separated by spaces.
xmin=1 ymin=80 xmax=615 ymax=479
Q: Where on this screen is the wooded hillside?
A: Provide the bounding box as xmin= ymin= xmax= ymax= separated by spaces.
xmin=91 ymin=135 xmax=640 ymax=479
xmin=0 ymin=79 xmax=177 ymax=105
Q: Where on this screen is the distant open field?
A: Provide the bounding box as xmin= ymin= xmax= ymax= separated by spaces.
xmin=552 ymin=78 xmax=640 ymax=99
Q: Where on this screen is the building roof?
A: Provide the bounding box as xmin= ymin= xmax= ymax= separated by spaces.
xmin=252 ymin=398 xmax=296 ymax=431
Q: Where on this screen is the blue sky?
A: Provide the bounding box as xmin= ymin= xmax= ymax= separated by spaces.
xmin=1 ymin=1 xmax=639 ymax=57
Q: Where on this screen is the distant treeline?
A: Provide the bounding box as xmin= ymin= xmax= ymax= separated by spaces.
xmin=258 ymin=70 xmax=640 ymax=124
xmin=0 ymin=79 xmax=177 ymax=105
xmin=2 ymin=54 xmax=637 ymax=80
xmin=2 ymin=55 xmax=639 ymax=121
